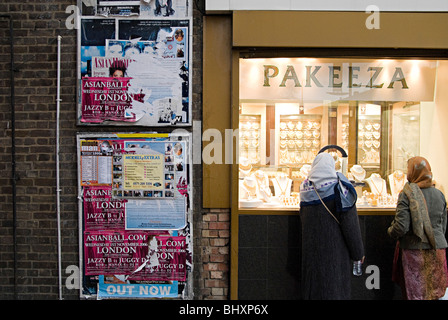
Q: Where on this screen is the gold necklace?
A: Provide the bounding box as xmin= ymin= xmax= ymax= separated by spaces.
xmin=393 ymin=170 xmax=405 ymax=181
xmin=243 ymin=179 xmax=257 ymax=197
xmin=392 ymin=170 xmax=405 ymax=193
xmin=254 ymin=171 xmax=267 ymax=187
xmin=350 ymin=166 xmax=366 ymax=181
xmin=239 ymin=161 xmax=252 ymax=172
xmin=369 ymin=176 xmax=384 ymax=195
xmin=274 ymin=177 xmax=290 ymax=196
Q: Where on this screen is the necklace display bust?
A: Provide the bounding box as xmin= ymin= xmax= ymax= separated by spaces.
xmin=350 ymin=165 xmax=366 ymax=182
xmin=365 ymin=173 xmax=387 ymax=196
xmin=388 ymin=170 xmax=406 ymax=196
xmin=239 ymin=157 xmax=252 ymax=178
xmin=298 ymin=165 xmax=311 ymax=179
xmin=241 ymin=176 xmax=257 ymax=199
xmin=271 ymin=173 xmax=292 ymax=197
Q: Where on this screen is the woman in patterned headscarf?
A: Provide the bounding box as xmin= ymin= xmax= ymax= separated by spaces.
xmin=388 ymin=156 xmax=448 ymax=300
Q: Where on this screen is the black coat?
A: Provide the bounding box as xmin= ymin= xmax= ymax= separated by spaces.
xmin=300 ymin=198 xmax=364 ymax=299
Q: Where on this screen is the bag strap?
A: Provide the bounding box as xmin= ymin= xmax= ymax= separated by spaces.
xmin=312 ymin=182 xmax=340 ymax=225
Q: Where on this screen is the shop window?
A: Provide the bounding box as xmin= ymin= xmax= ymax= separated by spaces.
xmin=238 ymin=58 xmax=441 ymax=210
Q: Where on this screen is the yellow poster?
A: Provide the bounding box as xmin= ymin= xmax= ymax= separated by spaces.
xmin=123 ymin=154 xmax=164 ymax=190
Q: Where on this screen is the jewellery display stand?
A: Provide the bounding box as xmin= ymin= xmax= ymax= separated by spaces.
xmin=239 ymin=175 xmax=263 ymax=208
xmin=349 ymin=164 xmax=366 ymax=200
xmin=350 ymin=165 xmax=366 ymax=183
xmin=291 ymin=164 xmax=311 ymax=192
xmin=271 ymin=173 xmax=299 ymax=207
xmin=241 ymin=176 xmax=257 ymax=198
xmin=239 ymin=166 xmax=283 ymax=208
xmin=299 ymin=165 xmax=311 ymax=178
xmin=239 ymin=114 xmax=262 ymax=165
xmin=388 ymin=170 xmax=406 ymax=197
xmin=271 ymin=173 xmax=292 ymax=198
xmin=278 ymin=115 xmax=322 ymax=165
xmin=358 ymin=116 xmax=381 ymax=168
xmin=238 ymin=157 xmax=252 ymax=178
xmin=254 ymin=169 xmax=269 ymax=189
xmin=291 ymin=164 xmax=311 ymax=180
xmin=253 ymin=170 xmax=275 ymax=204
xmin=341 ymin=115 xmax=349 ymax=154
xmin=391 ymin=103 xmax=420 ymax=171
xmin=353 ymin=171 xmax=400 ymax=208
xmin=365 ymin=173 xmax=388 ymax=196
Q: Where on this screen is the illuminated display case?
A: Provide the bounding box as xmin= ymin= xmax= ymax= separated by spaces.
xmin=239 ymin=114 xmax=262 ymax=165
xmin=278 ymin=114 xmax=322 ymax=165
xmin=237 ymin=57 xmax=439 ymax=210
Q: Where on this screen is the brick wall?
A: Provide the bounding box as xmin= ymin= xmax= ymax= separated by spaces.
xmin=198 ymin=209 xmax=230 ymax=299
xmin=0 ymin=1 xmax=78 ymax=299
xmin=0 ymin=0 xmax=231 ymax=300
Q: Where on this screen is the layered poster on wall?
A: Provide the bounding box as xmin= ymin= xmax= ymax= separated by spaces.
xmin=80 ymin=0 xmax=189 ymax=18
xmin=77 ymin=0 xmax=191 ymax=126
xmin=96 ymin=0 xmax=141 ymax=17
xmin=77 ymin=132 xmax=192 ymax=299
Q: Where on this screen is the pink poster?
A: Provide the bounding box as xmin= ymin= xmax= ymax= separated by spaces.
xmin=81 ymin=77 xmax=140 ymax=123
xmin=84 ymin=232 xmax=187 ymax=281
xmin=128 ymin=235 xmax=187 ymax=282
xmin=84 ymin=231 xmax=150 ymax=275
xmin=83 ymin=186 xmax=126 ymax=230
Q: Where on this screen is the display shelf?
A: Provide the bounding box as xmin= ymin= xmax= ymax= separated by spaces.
xmin=278 ymin=114 xmax=322 ymax=165
xmin=358 ymin=115 xmax=381 ymax=167
xmin=239 ymin=114 xmax=262 ymax=165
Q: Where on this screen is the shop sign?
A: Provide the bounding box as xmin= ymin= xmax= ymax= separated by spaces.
xmin=240 ymin=58 xmax=437 ymax=102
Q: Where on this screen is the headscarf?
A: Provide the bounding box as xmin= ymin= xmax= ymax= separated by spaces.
xmin=307 ymin=152 xmax=338 ymax=187
xmin=402 ymin=156 xmax=436 ymax=247
xmin=300 ymin=153 xmax=357 ymax=212
xmin=407 ymin=156 xmax=433 ymax=188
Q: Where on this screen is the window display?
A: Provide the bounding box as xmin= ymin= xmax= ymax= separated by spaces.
xmin=279 ymin=115 xmax=322 ymax=165
xmin=357 ymin=106 xmax=381 ymax=168
xmin=238 ymin=57 xmax=440 ymax=210
xmin=239 ymin=114 xmax=262 ymax=165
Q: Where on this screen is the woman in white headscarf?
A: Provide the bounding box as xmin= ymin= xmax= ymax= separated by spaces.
xmin=300 ymin=153 xmax=364 ymax=300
